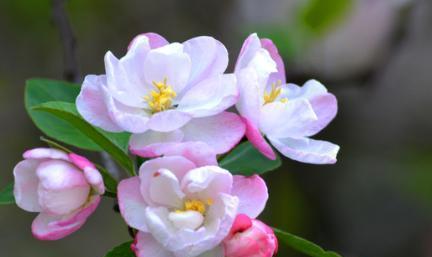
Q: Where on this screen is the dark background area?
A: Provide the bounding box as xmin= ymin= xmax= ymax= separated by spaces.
xmin=1 ymin=0 xmax=432 ymax=256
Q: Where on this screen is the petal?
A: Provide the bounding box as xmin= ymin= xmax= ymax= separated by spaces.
xmin=197 ymin=246 xmax=224 ymax=257
xmin=31 ymin=196 xmax=100 ymax=240
xmin=140 ymin=156 xmax=196 ymax=206
xmin=183 ymin=36 xmax=228 ymax=90
xmin=180 ymin=112 xmax=246 ymax=154
xmin=143 ymin=43 xmax=191 ymax=94
xmin=102 ymin=85 xmax=150 ymax=133
xmin=243 ymin=117 xmax=276 ymax=160
xmin=118 ymin=177 xmax=149 ymax=232
xmin=231 ymin=175 xmax=268 ymax=218
xmin=23 ymin=148 xmax=69 ymax=161
xmin=259 ymin=99 xmax=317 ymax=138
xmin=283 ymin=79 xmax=328 ymax=100
xmin=235 ymin=68 xmax=263 ymax=125
xmin=13 ymin=159 xmax=42 ymax=212
xmin=129 ymin=130 xmax=184 ymax=158
xmin=181 ymin=166 xmax=232 ymax=200
xmin=261 ymin=38 xmax=286 ymax=85
xmin=269 ymin=137 xmax=340 ymax=164
xmin=104 ymin=51 xmax=149 ymax=108
xmin=133 ymin=232 xmax=175 ymax=257
xmin=36 ymin=160 xmax=90 ymax=215
xmin=235 ymin=33 xmax=262 ymax=72
xmin=160 ymin=142 xmax=218 ymax=167
xmin=147 ymin=110 xmax=192 ymax=132
xmin=177 ymin=74 xmax=238 ymax=118
xmin=129 ymin=33 xmax=169 ymax=50
xmin=149 ymin=168 xmax=185 ymax=208
xmin=68 ymin=153 xmax=104 ymax=194
xmin=76 ymin=75 xmax=123 ymax=132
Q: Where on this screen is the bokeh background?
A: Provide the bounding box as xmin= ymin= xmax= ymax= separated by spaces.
xmin=1 ymin=0 xmax=432 ymax=256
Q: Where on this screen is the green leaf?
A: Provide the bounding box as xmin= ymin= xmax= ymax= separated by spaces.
xmin=33 ymin=101 xmax=134 ymax=176
xmin=0 ymin=183 xmax=15 ymax=205
xmin=105 ymin=241 xmax=134 ymax=257
xmin=300 ymin=0 xmax=353 ymax=35
xmin=25 ymin=78 xmax=104 ymax=151
xmin=274 ymin=228 xmax=342 ymax=257
xmin=219 ymin=142 xmax=281 ymax=176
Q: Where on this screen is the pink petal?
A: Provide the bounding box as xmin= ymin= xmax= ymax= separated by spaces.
xmin=269 ymin=136 xmax=340 ymax=164
xmin=182 ymin=36 xmax=228 ymax=91
xmin=261 ymin=38 xmax=286 ymax=85
xmin=68 ymin=153 xmax=104 ymax=194
xmin=133 ymin=232 xmax=175 ymax=257
xmin=243 ymin=117 xmax=276 ymax=160
xmin=235 ymin=33 xmax=262 ymax=72
xmin=76 ymin=75 xmax=123 ymax=132
xmin=23 ymin=148 xmax=69 ymax=161
xmin=177 ymin=74 xmax=238 ymax=118
xmin=231 ymin=175 xmax=268 ymax=218
xmin=305 ymin=93 xmax=338 ymax=137
xmin=129 ymin=33 xmax=169 ymax=50
xmin=68 ymin=153 xmax=95 ymax=170
xmin=13 ymin=160 xmax=42 ymax=212
xmin=197 ymin=246 xmax=224 ymax=257
xmin=118 ymin=177 xmax=149 ymax=232
xmin=235 ymin=68 xmax=263 ymax=125
xmin=147 ymin=110 xmax=192 ymax=132
xmin=31 ymin=196 xmax=100 ymax=240
xmin=161 ymin=142 xmax=218 ymax=167
xmin=180 ymin=112 xmax=246 ymax=154
xmin=129 ymin=130 xmax=184 ymax=158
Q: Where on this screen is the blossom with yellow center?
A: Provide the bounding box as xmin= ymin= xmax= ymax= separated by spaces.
xmin=177 ymin=199 xmax=214 ymax=215
xmin=144 ymin=78 xmax=177 ymax=113
xmin=263 ymin=80 xmax=288 ymax=104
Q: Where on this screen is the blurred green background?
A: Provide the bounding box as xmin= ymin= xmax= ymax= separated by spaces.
xmin=1 ymin=0 xmax=432 ymax=256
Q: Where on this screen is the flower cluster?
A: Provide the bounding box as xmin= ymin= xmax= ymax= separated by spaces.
xmin=13 ymin=32 xmax=339 ymax=257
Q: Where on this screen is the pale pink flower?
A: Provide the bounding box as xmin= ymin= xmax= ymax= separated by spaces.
xmin=235 ymin=33 xmax=340 ymax=164
xmin=118 ymin=145 xmax=268 ymax=257
xmin=13 ymin=148 xmax=104 ymax=240
xmin=77 ymin=33 xmax=244 ymax=156
xmin=223 ymin=214 xmax=278 ymax=257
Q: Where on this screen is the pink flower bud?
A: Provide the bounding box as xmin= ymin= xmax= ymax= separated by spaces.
xmin=223 ymin=214 xmax=278 ymax=257
xmin=13 ymin=148 xmax=104 ymax=240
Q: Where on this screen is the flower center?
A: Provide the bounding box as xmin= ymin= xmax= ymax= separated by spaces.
xmin=144 ymin=78 xmax=176 ymax=113
xmin=263 ymin=80 xmax=288 ymax=104
xmin=178 ymin=199 xmax=213 ymax=215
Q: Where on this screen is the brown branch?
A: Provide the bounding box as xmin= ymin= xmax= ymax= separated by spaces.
xmin=51 ymin=0 xmax=80 ymax=83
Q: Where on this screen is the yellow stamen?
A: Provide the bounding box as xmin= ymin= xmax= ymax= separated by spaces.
xmin=176 ymin=199 xmax=213 ymax=215
xmin=263 ymin=80 xmax=287 ymax=104
xmin=143 ymin=78 xmax=176 ymax=113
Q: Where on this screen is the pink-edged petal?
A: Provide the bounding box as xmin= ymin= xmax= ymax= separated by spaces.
xmin=13 ymin=159 xmax=42 ymax=212
xmin=304 ymin=93 xmax=338 ymax=137
xmin=231 ymin=175 xmax=268 ymax=218
xmin=261 ymin=38 xmax=286 ymax=85
xmin=132 ymin=232 xmax=175 ymax=257
xmin=183 ymin=36 xmax=228 ymax=90
xmin=181 ymin=166 xmax=233 ymax=200
xmin=259 ymin=100 xmax=317 ymax=139
xmin=235 ymin=33 xmax=262 ymax=72
xmin=77 ymin=75 xmax=123 ymax=132
xmin=143 ymin=43 xmax=191 ymax=94
xmin=149 ymin=169 xmax=185 ymax=208
xmin=129 ymin=33 xmax=169 ymax=50
xmin=180 ymin=112 xmax=246 ymax=154
xmin=160 ymin=142 xmax=218 ymax=167
xmin=243 ymin=117 xmax=276 ymax=160
xmin=129 ymin=130 xmax=184 ymax=157
xmin=31 ymin=196 xmax=100 ymax=240
xmin=118 ymin=177 xmax=149 ymax=232
xmin=23 ymin=148 xmax=69 ymax=161
xmin=104 ymin=51 xmax=149 ymax=108
xmin=67 ymin=153 xmax=104 ymax=194
xmin=177 ymin=74 xmax=238 ymax=118
xmin=102 ymin=85 xmax=150 ymax=133
xmin=235 ymin=68 xmax=263 ymax=125
xmin=147 ymin=110 xmax=192 ymax=132
xmin=269 ymin=136 xmax=340 ymax=164
xmin=140 ymin=156 xmax=196 ymax=206
xmin=68 ymin=153 xmax=95 ymax=170
xmin=36 ymin=160 xmax=90 ymax=215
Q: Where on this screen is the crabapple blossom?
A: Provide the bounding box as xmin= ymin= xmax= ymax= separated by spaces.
xmin=13 ymin=148 xmax=104 ymax=240
xmin=223 ymin=214 xmax=278 ymax=257
xmin=117 ymin=146 xmax=268 ymax=257
xmin=76 ymin=32 xmax=245 ymax=155
xmin=235 ymin=33 xmax=340 ymax=164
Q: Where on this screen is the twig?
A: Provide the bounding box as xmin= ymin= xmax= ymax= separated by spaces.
xmin=51 ymin=0 xmax=80 ymax=83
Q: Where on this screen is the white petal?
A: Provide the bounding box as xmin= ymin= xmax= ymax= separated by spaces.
xmin=133 ymin=232 xmax=175 ymax=257
xmin=168 ymin=210 xmax=204 ymax=230
xmin=13 ymin=160 xmax=42 ymax=212
xmin=149 ymin=168 xmax=185 ymax=208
